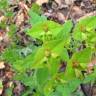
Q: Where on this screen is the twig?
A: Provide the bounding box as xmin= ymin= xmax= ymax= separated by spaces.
xmin=65 ymin=3 xmax=74 ymax=20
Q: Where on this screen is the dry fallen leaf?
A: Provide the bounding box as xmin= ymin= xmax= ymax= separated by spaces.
xmin=57 ymin=12 xmax=65 ymax=23
xmin=0 ymin=62 xmax=5 ymax=69
xmin=72 ymin=6 xmax=85 ymax=20
xmin=5 ymin=71 xmax=14 ymax=79
xmin=0 ymin=16 xmax=6 ymax=23
xmin=90 ymin=0 xmax=96 ymax=4
xmin=19 ymin=1 xmax=29 ymax=11
xmin=0 ymin=29 xmax=6 ymax=41
xmin=0 ymin=88 xmax=3 ymax=95
xmin=15 ymin=11 xmax=24 ymax=27
xmin=65 ymin=0 xmax=75 ymax=5
xmin=55 ymin=0 xmax=62 ymax=5
xmin=36 ymin=0 xmax=48 ymax=5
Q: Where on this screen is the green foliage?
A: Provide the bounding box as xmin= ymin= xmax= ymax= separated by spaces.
xmin=73 ymin=16 xmax=96 ymax=46
xmin=0 ymin=80 xmax=3 ymax=89
xmin=0 ymin=4 xmax=96 ymax=95
xmin=29 ymin=11 xmax=47 ymax=25
xmin=31 ymin=3 xmax=41 ymax=14
xmin=0 ymin=0 xmax=8 ymax=9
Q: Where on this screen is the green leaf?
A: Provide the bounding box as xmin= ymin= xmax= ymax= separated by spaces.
xmin=8 ymin=24 xmax=17 ymax=37
xmin=56 ymin=84 xmax=71 ymax=96
xmin=5 ymin=11 xmax=13 ymax=17
xmin=44 ymin=80 xmax=54 ymax=96
xmin=36 ymin=67 xmax=49 ymax=87
xmin=49 ymin=57 xmax=60 ymax=77
xmin=31 ymin=3 xmax=41 ymax=14
xmin=73 ymin=16 xmax=96 ymax=41
xmin=0 ymin=0 xmax=8 ymax=9
xmin=0 ymin=80 xmax=3 ymax=89
xmin=83 ymin=66 xmax=96 ymax=83
xmin=72 ymin=48 xmax=92 ymax=64
xmin=0 ymin=47 xmax=22 ymax=64
xmin=68 ymin=79 xmax=81 ymax=92
xmin=27 ymin=20 xmax=62 ymax=41
xmin=29 ymin=11 xmax=47 ymax=25
xmin=14 ymin=73 xmax=36 ymax=87
xmin=30 ymin=47 xmax=46 ymax=69
xmin=56 ymin=20 xmax=73 ymax=39
xmin=64 ymin=61 xmax=76 ymax=80
xmin=13 ymin=48 xmax=37 ymax=72
xmin=5 ymin=88 xmax=13 ymax=96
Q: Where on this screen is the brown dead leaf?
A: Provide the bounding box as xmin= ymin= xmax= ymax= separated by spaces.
xmin=0 ymin=16 xmax=6 ymax=23
xmin=65 ymin=0 xmax=75 ymax=5
xmin=5 ymin=71 xmax=14 ymax=79
xmin=72 ymin=6 xmax=85 ymax=20
xmin=77 ymin=11 xmax=96 ymax=22
xmin=55 ymin=0 xmax=62 ymax=5
xmin=90 ymin=0 xmax=96 ymax=4
xmin=0 ymin=29 xmax=6 ymax=41
xmin=5 ymin=81 xmax=13 ymax=88
xmin=19 ymin=1 xmax=29 ymax=11
xmin=13 ymin=81 xmax=25 ymax=96
xmin=15 ymin=11 xmax=24 ymax=27
xmin=57 ymin=12 xmax=65 ymax=23
xmin=0 ymin=88 xmax=3 ymax=95
xmin=0 ymin=62 xmax=5 ymax=69
xmin=36 ymin=0 xmax=48 ymax=5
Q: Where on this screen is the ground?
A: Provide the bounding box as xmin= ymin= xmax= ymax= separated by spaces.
xmin=0 ymin=0 xmax=96 ymax=96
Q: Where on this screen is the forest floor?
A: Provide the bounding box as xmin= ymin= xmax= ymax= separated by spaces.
xmin=0 ymin=0 xmax=96 ymax=96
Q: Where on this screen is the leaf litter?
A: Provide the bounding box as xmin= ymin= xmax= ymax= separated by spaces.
xmin=0 ymin=0 xmax=96 ymax=96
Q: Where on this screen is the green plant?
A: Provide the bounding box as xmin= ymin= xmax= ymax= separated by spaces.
xmin=0 ymin=4 xmax=96 ymax=95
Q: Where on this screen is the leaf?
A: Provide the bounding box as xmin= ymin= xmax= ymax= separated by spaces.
xmin=5 ymin=87 xmax=13 ymax=96
xmin=31 ymin=3 xmax=41 ymax=14
xmin=0 ymin=0 xmax=8 ymax=9
xmin=29 ymin=11 xmax=47 ymax=25
xmin=44 ymin=80 xmax=54 ymax=95
xmin=5 ymin=11 xmax=13 ymax=17
xmin=13 ymin=47 xmax=37 ymax=72
xmin=83 ymin=66 xmax=96 ymax=83
xmin=56 ymin=79 xmax=81 ymax=96
xmin=48 ymin=57 xmax=60 ymax=77
xmin=14 ymin=73 xmax=36 ymax=88
xmin=36 ymin=0 xmax=48 ymax=5
xmin=31 ymin=37 xmax=69 ymax=69
xmin=56 ymin=84 xmax=71 ymax=96
xmin=36 ymin=67 xmax=49 ymax=87
xmin=72 ymin=48 xmax=92 ymax=69
xmin=0 ymin=80 xmax=3 ymax=95
xmin=73 ymin=16 xmax=96 ymax=41
xmin=56 ymin=20 xmax=73 ymax=39
xmin=30 ymin=46 xmax=46 ymax=69
xmin=27 ymin=20 xmax=62 ymax=41
xmin=63 ymin=48 xmax=92 ymax=81
xmin=68 ymin=78 xmax=81 ymax=92
xmin=0 ymin=61 xmax=5 ymax=69
xmin=8 ymin=24 xmax=17 ymax=38
xmin=0 ymin=47 xmax=22 ymax=64
xmin=64 ymin=61 xmax=76 ymax=80
xmin=0 ymin=45 xmax=37 ymax=72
